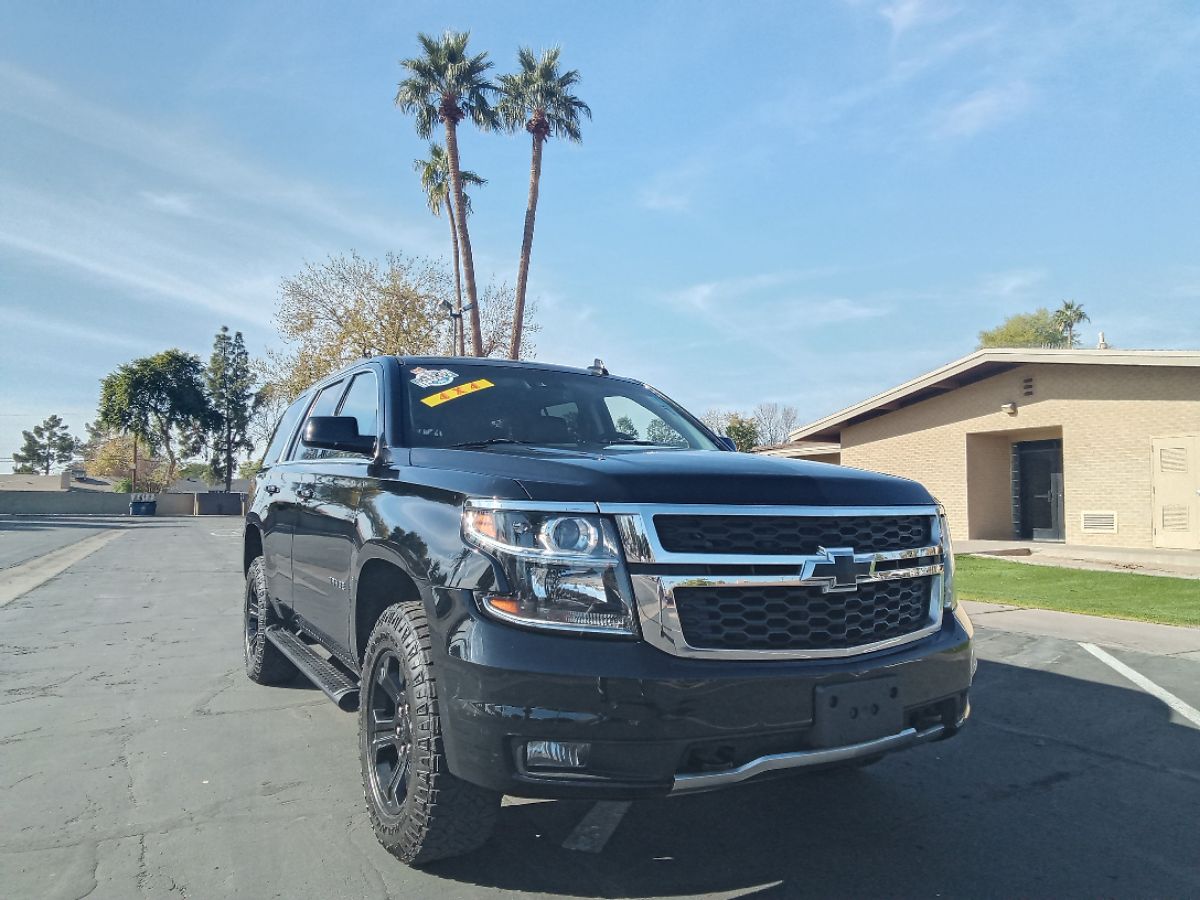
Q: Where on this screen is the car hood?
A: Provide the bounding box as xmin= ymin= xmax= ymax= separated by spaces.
xmin=408 ymin=446 xmax=933 ymax=507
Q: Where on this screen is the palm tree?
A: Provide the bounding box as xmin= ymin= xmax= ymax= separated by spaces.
xmin=413 ymin=143 xmax=485 ymax=357
xmin=1053 ymin=300 xmax=1090 ymax=348
xmin=396 ymin=31 xmax=496 ymax=356
xmin=497 ymin=47 xmax=591 ymax=359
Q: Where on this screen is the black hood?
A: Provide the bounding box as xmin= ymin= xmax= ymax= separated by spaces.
xmin=408 ymin=447 xmax=933 ymax=506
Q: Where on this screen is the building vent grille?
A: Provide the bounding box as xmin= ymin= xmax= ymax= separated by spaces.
xmin=1022 ymin=376 xmax=1035 ymax=397
xmin=1080 ymin=511 xmax=1118 ymax=534
xmin=1159 ymin=447 xmax=1188 ymax=473
xmin=1161 ymin=506 xmax=1191 ymax=533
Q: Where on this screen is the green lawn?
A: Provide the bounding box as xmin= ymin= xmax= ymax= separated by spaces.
xmin=954 ymin=555 xmax=1200 ymax=628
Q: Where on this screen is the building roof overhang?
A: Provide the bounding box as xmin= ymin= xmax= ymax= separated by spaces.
xmin=788 ymin=348 xmax=1200 ymax=443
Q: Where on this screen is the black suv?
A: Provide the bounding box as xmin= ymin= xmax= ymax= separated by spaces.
xmin=243 ymin=356 xmax=974 ymax=864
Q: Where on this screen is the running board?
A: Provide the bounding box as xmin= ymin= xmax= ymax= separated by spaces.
xmin=265 ymin=626 xmax=359 ymax=711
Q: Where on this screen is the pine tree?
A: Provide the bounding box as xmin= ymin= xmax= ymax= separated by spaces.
xmin=206 ymin=326 xmax=256 ymax=492
xmin=12 ymin=415 xmax=79 ymax=475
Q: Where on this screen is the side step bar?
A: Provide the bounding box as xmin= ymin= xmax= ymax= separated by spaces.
xmin=265 ymin=626 xmax=359 ymax=712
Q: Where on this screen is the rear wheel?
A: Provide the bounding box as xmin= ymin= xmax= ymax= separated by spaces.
xmin=360 ymin=602 xmax=500 ymax=865
xmin=243 ymin=557 xmax=296 ymax=684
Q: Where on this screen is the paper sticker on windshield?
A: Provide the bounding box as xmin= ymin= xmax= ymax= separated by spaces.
xmin=421 ymin=378 xmax=494 ymax=407
xmin=410 ymin=367 xmax=458 ymax=389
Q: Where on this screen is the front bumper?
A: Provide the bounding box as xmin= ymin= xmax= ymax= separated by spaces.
xmin=433 ymin=598 xmax=974 ymax=799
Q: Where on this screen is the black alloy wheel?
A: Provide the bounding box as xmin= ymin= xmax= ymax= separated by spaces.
xmin=243 ymin=557 xmax=296 ymax=684
xmin=365 ymin=649 xmax=412 ymax=816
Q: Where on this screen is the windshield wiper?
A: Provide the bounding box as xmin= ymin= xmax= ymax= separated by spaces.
xmin=603 ymin=439 xmax=681 ymax=447
xmin=450 ymin=438 xmax=529 ymax=449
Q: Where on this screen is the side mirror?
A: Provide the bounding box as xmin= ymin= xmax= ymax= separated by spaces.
xmin=302 ymin=416 xmax=376 ymax=455
xmin=716 ymin=436 xmax=737 ymax=452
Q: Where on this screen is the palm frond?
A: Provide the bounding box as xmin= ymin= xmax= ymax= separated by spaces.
xmin=496 ymin=45 xmax=589 ymax=142
xmin=397 ymin=31 xmax=495 ymax=133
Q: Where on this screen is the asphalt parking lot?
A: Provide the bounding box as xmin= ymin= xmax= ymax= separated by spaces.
xmin=2 ymin=516 xmax=1199 ymax=899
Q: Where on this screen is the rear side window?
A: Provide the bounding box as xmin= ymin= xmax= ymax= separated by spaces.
xmin=291 ymin=381 xmax=345 ymax=461
xmin=262 ymin=396 xmax=308 ymax=466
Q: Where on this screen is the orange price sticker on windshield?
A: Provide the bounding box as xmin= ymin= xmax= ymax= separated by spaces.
xmin=421 ymin=378 xmax=495 ymax=407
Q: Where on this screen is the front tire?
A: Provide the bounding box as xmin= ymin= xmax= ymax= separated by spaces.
xmin=243 ymin=557 xmax=297 ymax=684
xmin=359 ymin=602 xmax=500 ymax=865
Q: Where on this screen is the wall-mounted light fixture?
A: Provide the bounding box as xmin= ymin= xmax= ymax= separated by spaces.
xmin=1001 ymin=402 xmax=1017 ymax=415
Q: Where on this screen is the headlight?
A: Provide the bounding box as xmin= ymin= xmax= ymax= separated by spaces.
xmin=462 ymin=506 xmax=636 ymax=635
xmin=937 ymin=505 xmax=957 ymax=610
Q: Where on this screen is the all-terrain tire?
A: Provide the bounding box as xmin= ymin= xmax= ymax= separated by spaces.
xmin=243 ymin=557 xmax=297 ymax=685
xmin=360 ymin=602 xmax=500 ymax=866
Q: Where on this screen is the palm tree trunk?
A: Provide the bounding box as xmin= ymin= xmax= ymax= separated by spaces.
xmin=510 ymin=131 xmax=544 ymax=360
xmin=447 ymin=203 xmax=465 ymax=357
xmin=442 ymin=121 xmax=483 ymax=356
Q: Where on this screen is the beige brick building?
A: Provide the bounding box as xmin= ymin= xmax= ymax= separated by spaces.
xmin=776 ymin=349 xmax=1200 ymax=551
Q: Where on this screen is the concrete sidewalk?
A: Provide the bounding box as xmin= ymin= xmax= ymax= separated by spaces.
xmin=963 ymin=599 xmax=1200 ymax=660
xmin=957 ymin=540 xmax=1200 ymax=580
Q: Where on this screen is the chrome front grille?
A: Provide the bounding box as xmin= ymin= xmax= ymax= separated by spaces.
xmin=602 ymin=503 xmax=946 ymax=661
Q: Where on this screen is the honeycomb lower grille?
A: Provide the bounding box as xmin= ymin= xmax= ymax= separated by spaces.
xmin=653 ymin=515 xmax=932 ymax=556
xmin=673 ymin=577 xmax=933 ymax=652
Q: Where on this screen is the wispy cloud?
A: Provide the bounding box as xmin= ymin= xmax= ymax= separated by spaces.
xmin=0 ymin=306 xmax=151 ymax=353
xmin=930 ymin=81 xmax=1033 ymax=139
xmin=0 ymin=62 xmax=452 ymax=334
xmin=978 ymin=268 xmax=1046 ymax=298
xmin=661 ymin=269 xmax=881 ymax=366
xmin=0 ymin=61 xmax=438 ymax=253
xmin=880 ymin=0 xmax=956 ymax=38
xmin=636 ymin=160 xmax=710 ymax=213
xmin=0 ymin=184 xmax=275 ymax=325
xmin=139 ymin=190 xmax=199 ymax=218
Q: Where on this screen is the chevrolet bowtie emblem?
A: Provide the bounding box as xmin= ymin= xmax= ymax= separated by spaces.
xmin=804 ymin=547 xmax=875 ymax=592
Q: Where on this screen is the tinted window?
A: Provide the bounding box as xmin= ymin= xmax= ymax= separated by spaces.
xmin=322 ymin=371 xmax=379 ymax=460
xmin=291 ymin=381 xmax=345 ymax=461
xmin=262 ymin=396 xmax=308 ymax=466
xmin=338 ymin=371 xmax=379 ymax=438
xmin=402 ymin=364 xmax=717 ymax=451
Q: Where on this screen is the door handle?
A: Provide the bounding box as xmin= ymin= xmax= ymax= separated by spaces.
xmin=264 ymin=484 xmax=280 ymax=495
xmin=297 ymin=486 xmax=315 ymax=500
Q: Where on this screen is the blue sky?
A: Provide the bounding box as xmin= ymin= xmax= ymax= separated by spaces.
xmin=2 ymin=0 xmax=1199 ymax=469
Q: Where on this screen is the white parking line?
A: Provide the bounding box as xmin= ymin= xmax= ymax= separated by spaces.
xmin=1079 ymin=642 xmax=1200 ymax=728
xmin=0 ymin=530 xmax=124 ymax=607
xmin=562 ymin=801 xmax=632 ymax=853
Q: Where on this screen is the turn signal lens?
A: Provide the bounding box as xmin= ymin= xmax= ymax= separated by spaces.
xmin=937 ymin=505 xmax=957 ymax=610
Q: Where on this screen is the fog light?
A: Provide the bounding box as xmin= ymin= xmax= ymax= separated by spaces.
xmin=525 ymin=740 xmax=590 ymax=769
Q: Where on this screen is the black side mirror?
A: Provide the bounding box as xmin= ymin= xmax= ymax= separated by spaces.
xmin=302 ymin=416 xmax=376 ymax=455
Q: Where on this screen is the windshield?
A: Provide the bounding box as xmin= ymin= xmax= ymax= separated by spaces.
xmin=402 ymin=363 xmax=720 ymax=451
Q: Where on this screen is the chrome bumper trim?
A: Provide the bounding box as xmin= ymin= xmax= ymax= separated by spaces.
xmin=671 ymin=724 xmax=945 ymax=794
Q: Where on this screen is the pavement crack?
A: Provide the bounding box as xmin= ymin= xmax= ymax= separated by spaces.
xmin=975 ymin=717 xmax=1200 ymax=785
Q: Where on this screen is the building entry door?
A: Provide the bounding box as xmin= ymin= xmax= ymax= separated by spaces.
xmin=1151 ymin=436 xmax=1200 ymax=550
xmin=1015 ymin=439 xmax=1064 ymax=541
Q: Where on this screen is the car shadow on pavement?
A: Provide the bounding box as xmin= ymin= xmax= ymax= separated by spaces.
xmin=424 ymin=658 xmax=1200 ymax=897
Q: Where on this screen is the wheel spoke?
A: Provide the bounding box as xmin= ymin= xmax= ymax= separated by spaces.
xmin=386 ymin=747 xmax=409 ymax=801
xmin=376 ymin=664 xmax=404 ymax=704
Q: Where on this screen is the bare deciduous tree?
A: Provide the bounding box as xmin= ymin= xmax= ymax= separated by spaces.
xmin=259 ymin=253 xmax=539 ymax=408
xmin=753 ymin=402 xmax=800 ymax=446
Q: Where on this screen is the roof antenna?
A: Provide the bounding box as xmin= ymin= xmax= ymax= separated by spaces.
xmin=587 ymin=358 xmax=609 ymax=376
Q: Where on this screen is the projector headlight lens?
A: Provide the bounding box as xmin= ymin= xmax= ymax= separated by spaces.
xmin=463 ymin=506 xmax=635 ymax=635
